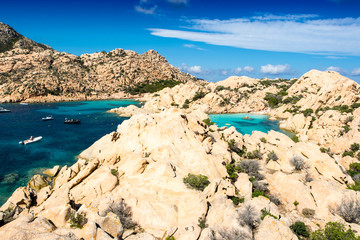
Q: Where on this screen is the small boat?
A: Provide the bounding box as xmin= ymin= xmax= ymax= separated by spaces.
xmin=41 ymin=116 xmax=54 ymax=121
xmin=20 ymin=103 xmax=28 ymax=105
xmin=64 ymin=118 xmax=81 ymax=124
xmin=0 ymin=107 xmax=10 ymax=113
xmin=19 ymin=136 xmax=43 ymax=145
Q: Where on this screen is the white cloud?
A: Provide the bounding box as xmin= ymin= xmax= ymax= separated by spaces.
xmin=326 ymin=56 xmax=347 ymax=59
xmin=234 ymin=67 xmax=242 ymax=74
xmin=189 ymin=65 xmax=202 ymax=73
xmin=260 ymin=64 xmax=290 ymax=75
xmin=183 ymin=43 xmax=206 ymax=51
xmin=179 ymin=63 xmax=203 ymax=74
xmin=326 ymin=66 xmax=346 ymax=74
xmin=220 ymin=69 xmax=230 ymax=76
xmin=244 ymin=66 xmax=255 ymax=73
xmin=351 ymin=68 xmax=360 ymax=76
xmin=149 ymin=14 xmax=360 ymax=56
xmin=135 ymin=5 xmax=157 ymax=14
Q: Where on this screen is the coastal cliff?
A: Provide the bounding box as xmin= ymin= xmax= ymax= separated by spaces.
xmin=0 ymin=22 xmax=195 ymax=103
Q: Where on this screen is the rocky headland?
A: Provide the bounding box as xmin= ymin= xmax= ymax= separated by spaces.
xmin=0 ymin=22 xmax=195 ymax=103
xmin=1 ymin=68 xmax=360 ymax=239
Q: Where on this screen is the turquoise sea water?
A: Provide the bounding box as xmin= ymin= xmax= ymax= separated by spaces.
xmin=209 ymin=113 xmax=290 ymax=136
xmin=0 ymin=100 xmax=140 ymax=205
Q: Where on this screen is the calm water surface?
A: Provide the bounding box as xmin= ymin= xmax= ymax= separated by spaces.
xmin=0 ymin=100 xmax=140 ymax=205
xmin=209 ymin=113 xmax=291 ymax=136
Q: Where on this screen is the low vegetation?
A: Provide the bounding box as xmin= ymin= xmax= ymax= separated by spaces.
xmin=312 ymin=222 xmax=360 ymax=240
xmin=290 ymin=221 xmax=309 ymax=239
xmin=69 ymin=212 xmax=87 ymax=229
xmin=183 ymin=173 xmax=210 ymax=191
xmin=123 ymin=79 xmax=181 ymax=95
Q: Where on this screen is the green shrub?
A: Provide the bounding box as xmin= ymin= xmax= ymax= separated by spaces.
xmin=312 ymin=222 xmax=359 ymax=240
xmin=203 ymin=118 xmax=215 ymax=126
xmin=110 ymin=169 xmax=118 ymax=176
xmin=350 ymin=143 xmax=360 ymax=152
xmin=290 ymin=221 xmax=309 ymax=239
xmin=302 ymin=108 xmax=314 ymax=117
xmin=293 ymin=200 xmax=299 ymax=206
xmin=320 ymin=147 xmax=329 ymax=153
xmin=264 ymin=93 xmax=282 ymax=108
xmin=260 ymin=209 xmax=278 ymax=220
xmin=252 ymin=189 xmax=266 ymax=198
xmin=348 ymin=163 xmax=360 ymax=177
xmin=182 ymin=103 xmax=189 ymax=109
xmin=291 ymin=135 xmax=299 ymax=143
xmin=183 ymin=173 xmax=210 ymax=191
xmin=229 ymin=196 xmax=244 ymax=206
xmin=171 ymin=102 xmax=179 ymax=107
xmin=343 ymin=151 xmax=354 ymax=158
xmin=260 ymin=137 xmax=267 ymax=143
xmin=226 ymin=164 xmax=238 ymax=183
xmin=247 ymin=150 xmax=262 ymax=160
xmin=351 ymin=103 xmax=360 ymax=109
xmin=69 ymin=212 xmax=87 ymax=229
xmin=165 ymin=236 xmax=175 ymax=240
xmin=192 ymin=91 xmax=206 ymax=101
xmin=198 ymin=217 xmax=208 ymax=229
xmin=266 ymin=151 xmax=278 ymax=163
xmin=124 ymin=80 xmax=181 ymax=95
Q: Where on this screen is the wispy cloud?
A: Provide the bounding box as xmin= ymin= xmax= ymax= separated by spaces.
xmin=149 ymin=14 xmax=360 ymax=56
xmin=244 ymin=66 xmax=255 ymax=73
xmin=183 ymin=43 xmax=206 ymax=51
xmin=260 ymin=64 xmax=291 ymax=75
xmin=135 ymin=5 xmax=157 ymax=14
xmin=351 ymin=68 xmax=360 ymax=76
xmin=326 ymin=56 xmax=347 ymax=59
xmin=234 ymin=67 xmax=242 ymax=74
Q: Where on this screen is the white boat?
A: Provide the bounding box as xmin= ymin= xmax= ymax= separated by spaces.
xmin=41 ymin=116 xmax=54 ymax=121
xmin=20 ymin=103 xmax=28 ymax=105
xmin=19 ymin=136 xmax=43 ymax=145
xmin=0 ymin=107 xmax=10 ymax=113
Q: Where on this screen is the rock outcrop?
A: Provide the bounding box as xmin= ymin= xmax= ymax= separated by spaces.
xmin=1 ymin=108 xmax=358 ymax=239
xmin=0 ymin=22 xmax=195 ymax=103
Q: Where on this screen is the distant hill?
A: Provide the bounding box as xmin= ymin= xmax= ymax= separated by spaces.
xmin=0 ymin=22 xmax=195 ymax=102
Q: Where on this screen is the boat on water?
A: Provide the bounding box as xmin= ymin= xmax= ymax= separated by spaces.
xmin=41 ymin=115 xmax=54 ymax=121
xmin=19 ymin=136 xmax=43 ymax=145
xmin=20 ymin=103 xmax=28 ymax=105
xmin=64 ymin=118 xmax=81 ymax=124
xmin=0 ymin=107 xmax=10 ymax=113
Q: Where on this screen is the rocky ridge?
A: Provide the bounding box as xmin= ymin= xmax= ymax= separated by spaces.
xmin=0 ymin=22 xmax=195 ymax=103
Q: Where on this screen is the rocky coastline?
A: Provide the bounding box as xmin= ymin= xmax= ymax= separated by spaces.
xmin=1 ymin=70 xmax=360 ymax=239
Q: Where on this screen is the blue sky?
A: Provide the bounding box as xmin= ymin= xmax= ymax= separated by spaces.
xmin=1 ymin=0 xmax=360 ymax=82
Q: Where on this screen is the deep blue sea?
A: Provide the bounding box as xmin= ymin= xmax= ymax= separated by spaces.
xmin=209 ymin=113 xmax=291 ymax=136
xmin=0 ymin=100 xmax=140 ymax=205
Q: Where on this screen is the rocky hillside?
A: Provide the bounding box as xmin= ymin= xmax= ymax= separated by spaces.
xmin=1 ymin=108 xmax=359 ymax=239
xmin=0 ymin=22 xmax=195 ymax=103
xmin=112 ymin=70 xmax=360 ymax=152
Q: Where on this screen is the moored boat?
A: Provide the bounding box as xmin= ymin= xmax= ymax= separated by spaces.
xmin=19 ymin=136 xmax=43 ymax=145
xmin=64 ymin=118 xmax=81 ymax=124
xmin=41 ymin=116 xmax=54 ymax=121
xmin=0 ymin=107 xmax=10 ymax=113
